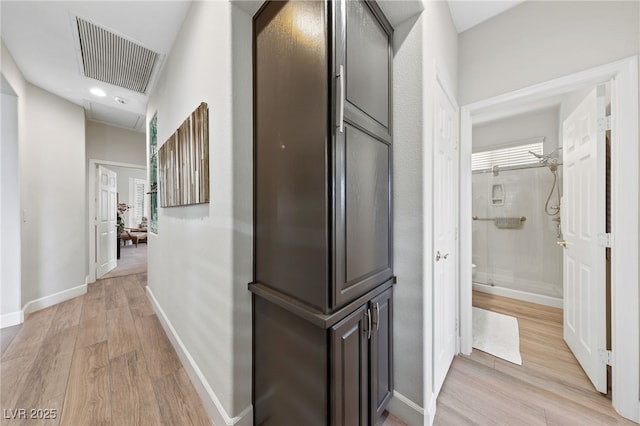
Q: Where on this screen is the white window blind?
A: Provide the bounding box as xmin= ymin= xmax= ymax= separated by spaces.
xmin=472 ymin=141 xmax=544 ymax=171
xmin=134 ymin=180 xmax=145 ymax=226
xmin=129 ymin=178 xmax=146 ymax=228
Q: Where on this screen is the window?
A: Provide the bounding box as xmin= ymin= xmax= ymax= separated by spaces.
xmin=472 ymin=139 xmax=544 ymax=171
xmin=149 ymin=113 xmax=158 ymax=233
xmin=129 ymin=178 xmax=146 ymax=228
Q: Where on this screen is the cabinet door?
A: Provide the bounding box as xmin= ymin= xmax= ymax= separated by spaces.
xmin=335 ymin=0 xmax=392 ymax=139
xmin=254 ymin=0 xmax=330 ymax=311
xmin=370 ymin=288 xmax=393 ymax=421
xmin=331 ymin=304 xmax=370 ymax=426
xmin=333 ymin=0 xmax=393 ymax=308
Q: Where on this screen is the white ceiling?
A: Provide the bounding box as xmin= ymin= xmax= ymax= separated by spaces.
xmin=1 ymin=0 xmax=522 ymax=133
xmin=447 ymin=0 xmax=526 ymax=33
xmin=1 ymin=1 xmax=191 ymax=133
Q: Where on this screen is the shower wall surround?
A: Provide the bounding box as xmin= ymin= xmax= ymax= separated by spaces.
xmin=472 ymin=167 xmax=563 ymax=303
xmin=472 ymin=107 xmax=563 ymax=306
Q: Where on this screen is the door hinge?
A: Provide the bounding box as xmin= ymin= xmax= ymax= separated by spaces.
xmin=599 ymin=348 xmax=613 ymax=366
xmin=598 ymin=233 xmax=612 ymax=248
xmin=598 ymin=115 xmax=611 ymax=132
xmin=392 ymin=276 xmax=397 ymax=284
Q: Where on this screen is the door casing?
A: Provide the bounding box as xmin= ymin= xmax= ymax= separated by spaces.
xmin=458 ymin=56 xmax=639 ymax=422
xmin=87 ymin=159 xmax=146 ymax=283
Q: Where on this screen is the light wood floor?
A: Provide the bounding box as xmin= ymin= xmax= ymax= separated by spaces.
xmin=434 ymin=291 xmax=636 ymax=426
xmin=102 ymin=243 xmax=147 ymax=279
xmin=0 ymin=273 xmax=211 ymax=426
xmin=1 ymin=272 xmax=406 ymax=426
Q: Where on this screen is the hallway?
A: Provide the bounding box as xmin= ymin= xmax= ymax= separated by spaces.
xmin=0 ymin=274 xmax=211 ymax=425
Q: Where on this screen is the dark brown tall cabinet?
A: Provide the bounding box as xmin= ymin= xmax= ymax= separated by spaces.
xmin=250 ymin=1 xmax=394 ymax=424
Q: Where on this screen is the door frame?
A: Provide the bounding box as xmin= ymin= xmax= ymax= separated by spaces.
xmin=87 ymin=159 xmax=146 ymax=283
xmin=458 ymin=56 xmax=639 ymax=421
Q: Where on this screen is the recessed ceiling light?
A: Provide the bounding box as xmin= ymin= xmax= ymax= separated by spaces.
xmin=90 ymin=87 xmax=106 ymax=97
xmin=114 ymin=96 xmax=127 ymax=105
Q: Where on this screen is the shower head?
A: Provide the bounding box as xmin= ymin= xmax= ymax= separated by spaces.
xmin=528 ymin=151 xmax=545 ymax=159
xmin=530 ymin=147 xmax=563 ymax=166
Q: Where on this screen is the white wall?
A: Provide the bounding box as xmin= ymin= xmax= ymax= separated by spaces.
xmin=20 ymin=84 xmax=86 ymax=305
xmin=390 ymin=1 xmax=459 ymax=423
xmin=392 ymin=11 xmax=425 ymax=415
xmin=1 ymin=87 xmax=21 ymax=325
xmin=473 ymin=107 xmax=560 ymax=153
xmin=146 ymin=2 xmax=252 ymax=423
xmin=86 ymin=120 xmax=146 ymax=166
xmin=1 ymin=41 xmax=86 ymax=311
xmin=458 ymin=0 xmax=640 ymax=105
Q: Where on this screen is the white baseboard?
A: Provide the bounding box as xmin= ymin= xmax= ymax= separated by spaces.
xmin=146 ymin=287 xmax=253 ymax=426
xmin=472 ymin=282 xmax=563 ymax=308
xmin=387 ymin=391 xmax=424 ymax=426
xmin=22 ymin=283 xmax=87 ymax=315
xmin=0 ymin=310 xmax=24 ymax=328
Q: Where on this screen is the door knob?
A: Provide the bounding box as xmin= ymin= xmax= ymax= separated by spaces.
xmin=557 ymin=240 xmax=568 ymax=248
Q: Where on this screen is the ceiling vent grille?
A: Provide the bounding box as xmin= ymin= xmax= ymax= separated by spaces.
xmin=77 ymin=17 xmax=159 ymax=93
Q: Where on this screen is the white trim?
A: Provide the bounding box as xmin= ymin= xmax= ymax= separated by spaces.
xmin=472 ymin=282 xmax=563 ymax=309
xmin=609 ymin=56 xmax=639 ymax=422
xmin=87 ymin=158 xmax=146 ymax=284
xmin=387 ymin=390 xmax=424 ymax=426
xmin=0 ymin=310 xmax=23 ymax=328
xmin=426 ymin=393 xmax=437 ymax=426
xmin=22 ymin=283 xmax=87 ymax=315
xmin=459 ymin=56 xmax=639 ymax=422
xmin=146 ymin=287 xmax=253 ymax=426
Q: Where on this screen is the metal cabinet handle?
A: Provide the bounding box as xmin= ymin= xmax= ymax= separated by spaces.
xmin=374 ymin=302 xmax=380 ymax=331
xmin=365 ymin=308 xmax=372 ymax=340
xmin=337 ymin=65 xmax=344 ymax=133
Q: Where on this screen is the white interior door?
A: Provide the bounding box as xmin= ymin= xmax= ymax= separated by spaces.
xmin=562 ymin=85 xmax=607 ymax=393
xmin=96 ymin=166 xmax=117 ymax=278
xmin=433 ymin=80 xmax=459 ymax=396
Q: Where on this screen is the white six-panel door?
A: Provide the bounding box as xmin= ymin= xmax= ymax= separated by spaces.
xmin=562 ymin=85 xmax=607 ymax=393
xmin=96 ymin=166 xmax=118 ymax=278
xmin=433 ymin=80 xmax=459 ymax=397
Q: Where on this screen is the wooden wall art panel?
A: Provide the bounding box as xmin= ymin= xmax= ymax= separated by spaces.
xmin=158 ymin=102 xmax=209 ymax=207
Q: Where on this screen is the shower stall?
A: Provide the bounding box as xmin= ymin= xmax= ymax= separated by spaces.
xmin=472 ymin=151 xmax=563 ymax=307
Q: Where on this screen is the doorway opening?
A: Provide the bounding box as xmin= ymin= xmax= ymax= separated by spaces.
xmin=459 ymin=57 xmax=639 ymax=422
xmin=88 ymin=159 xmax=148 ymax=283
xmin=469 ymin=83 xmax=611 ymax=391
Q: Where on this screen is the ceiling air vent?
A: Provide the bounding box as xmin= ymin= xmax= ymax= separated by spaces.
xmin=77 ymin=17 xmax=159 ymax=93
